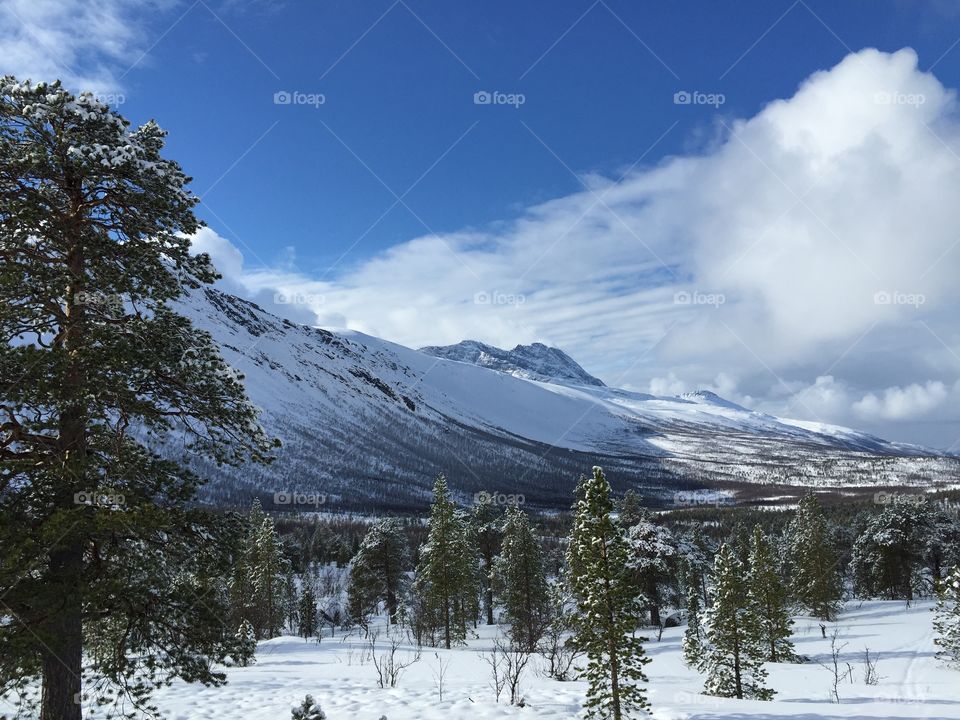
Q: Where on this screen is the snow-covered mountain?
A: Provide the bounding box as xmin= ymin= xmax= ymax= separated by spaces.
xmin=171 ymin=287 xmax=959 ymax=512
xmin=419 ymin=340 xmax=605 ymax=386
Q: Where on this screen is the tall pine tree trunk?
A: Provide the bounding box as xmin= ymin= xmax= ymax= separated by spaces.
xmin=40 ymin=545 xmax=83 ymax=720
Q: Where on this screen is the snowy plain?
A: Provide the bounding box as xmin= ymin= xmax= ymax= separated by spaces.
xmin=132 ymin=600 xmax=956 ymax=720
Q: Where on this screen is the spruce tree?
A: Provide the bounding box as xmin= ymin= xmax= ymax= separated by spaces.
xmin=348 ymin=518 xmax=409 ymax=623
xmin=682 ymin=581 xmax=706 ymax=670
xmin=413 ymin=475 xmax=478 ymax=648
xmin=234 ymin=620 xmax=257 ymax=666
xmin=703 ymin=544 xmax=774 ymax=700
xmin=299 ymin=584 xmax=319 ymax=641
xmin=472 ymin=498 xmax=503 ymax=625
xmin=567 ymin=467 xmax=650 ymax=719
xmin=249 ymin=509 xmax=288 ymax=638
xmin=851 ymin=501 xmax=930 ymax=601
xmin=748 ymin=525 xmax=796 ymax=663
xmin=496 ymin=506 xmax=550 ymax=652
xmin=933 ymin=564 xmax=960 ymax=665
xmin=626 ymin=510 xmax=677 ymax=627
xmin=786 ymin=495 xmax=842 ymax=620
xmin=0 ymin=78 xmax=277 ymax=719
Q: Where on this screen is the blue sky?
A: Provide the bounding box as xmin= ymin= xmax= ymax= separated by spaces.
xmin=5 ymin=0 xmax=960 ymax=449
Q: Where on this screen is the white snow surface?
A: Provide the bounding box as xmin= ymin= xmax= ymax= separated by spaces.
xmin=129 ymin=600 xmax=957 ymax=719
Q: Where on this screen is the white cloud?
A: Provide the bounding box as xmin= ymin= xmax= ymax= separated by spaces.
xmin=195 ymin=47 xmax=960 ymax=447
xmin=854 ymin=381 xmax=949 ymax=420
xmin=0 ymin=0 xmax=157 ymax=92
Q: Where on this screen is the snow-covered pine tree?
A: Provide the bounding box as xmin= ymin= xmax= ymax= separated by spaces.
xmin=786 ymin=495 xmax=842 ymax=620
xmin=299 ymin=584 xmax=320 ymax=641
xmin=626 ymin=510 xmax=677 ymax=627
xmin=234 ymin=620 xmax=257 ymax=667
xmin=851 ymin=500 xmax=931 ymax=601
xmin=567 ymin=467 xmax=650 ymax=719
xmin=249 ymin=509 xmax=289 ymax=638
xmin=933 ymin=564 xmax=960 ymax=665
xmin=291 ymin=694 xmax=327 ymax=720
xmin=348 ymin=518 xmax=409 ymax=623
xmin=703 ymin=544 xmax=774 ymax=700
xmin=0 ymin=78 xmax=277 ymax=719
xmin=472 ymin=498 xmax=504 ymax=625
xmin=682 ymin=581 xmax=706 ymax=670
xmin=748 ymin=525 xmax=796 ymax=663
xmin=413 ymin=475 xmax=478 ymax=648
xmin=496 ymin=505 xmax=550 ymax=652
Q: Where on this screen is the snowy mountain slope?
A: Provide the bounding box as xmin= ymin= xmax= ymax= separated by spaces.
xmin=419 ymin=339 xmax=605 ymax=386
xmin=170 ymin=288 xmax=960 ymax=511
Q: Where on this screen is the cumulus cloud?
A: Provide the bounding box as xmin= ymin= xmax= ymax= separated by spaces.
xmin=196 ymin=47 xmax=960 ymax=448
xmin=854 ymin=381 xmax=949 ymax=420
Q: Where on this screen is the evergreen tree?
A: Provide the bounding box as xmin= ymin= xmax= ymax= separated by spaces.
xmin=299 ymin=584 xmax=319 ymax=641
xmin=472 ymin=498 xmax=504 ymax=625
xmin=851 ymin=501 xmax=931 ymax=601
xmin=348 ymin=518 xmax=409 ymax=623
xmin=626 ymin=510 xmax=677 ymax=627
xmin=413 ymin=475 xmax=478 ymax=648
xmin=0 ymin=79 xmax=277 ymax=719
xmin=249 ymin=509 xmax=288 ymax=638
xmin=496 ymin=506 xmax=550 ymax=652
xmin=291 ymin=694 xmax=327 ymax=720
xmin=234 ymin=620 xmax=257 ymax=667
xmin=567 ymin=467 xmax=650 ymax=719
xmin=682 ymin=581 xmax=706 ymax=670
xmin=748 ymin=525 xmax=796 ymax=663
xmin=702 ymin=544 xmax=774 ymax=700
xmin=933 ymin=565 xmax=960 ymax=665
xmin=786 ymin=495 xmax=842 ymax=620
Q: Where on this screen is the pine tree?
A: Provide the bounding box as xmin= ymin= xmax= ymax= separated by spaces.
xmin=786 ymin=495 xmax=842 ymax=620
xmin=299 ymin=584 xmax=319 ymax=641
xmin=0 ymin=79 xmax=278 ymax=719
xmin=496 ymin=506 xmax=550 ymax=652
xmin=702 ymin=544 xmax=774 ymax=700
xmin=626 ymin=510 xmax=677 ymax=627
xmin=291 ymin=694 xmax=327 ymax=720
xmin=748 ymin=526 xmax=796 ymax=663
xmin=234 ymin=620 xmax=257 ymax=666
xmin=682 ymin=581 xmax=706 ymax=670
xmin=472 ymin=498 xmax=504 ymax=625
xmin=413 ymin=475 xmax=478 ymax=648
xmin=851 ymin=501 xmax=930 ymax=601
xmin=933 ymin=564 xmax=960 ymax=665
xmin=249 ymin=509 xmax=288 ymax=638
xmin=567 ymin=467 xmax=650 ymax=719
xmin=348 ymin=518 xmax=409 ymax=623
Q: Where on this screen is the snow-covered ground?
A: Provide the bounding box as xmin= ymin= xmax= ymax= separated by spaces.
xmin=138 ymin=600 xmax=955 ymax=719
